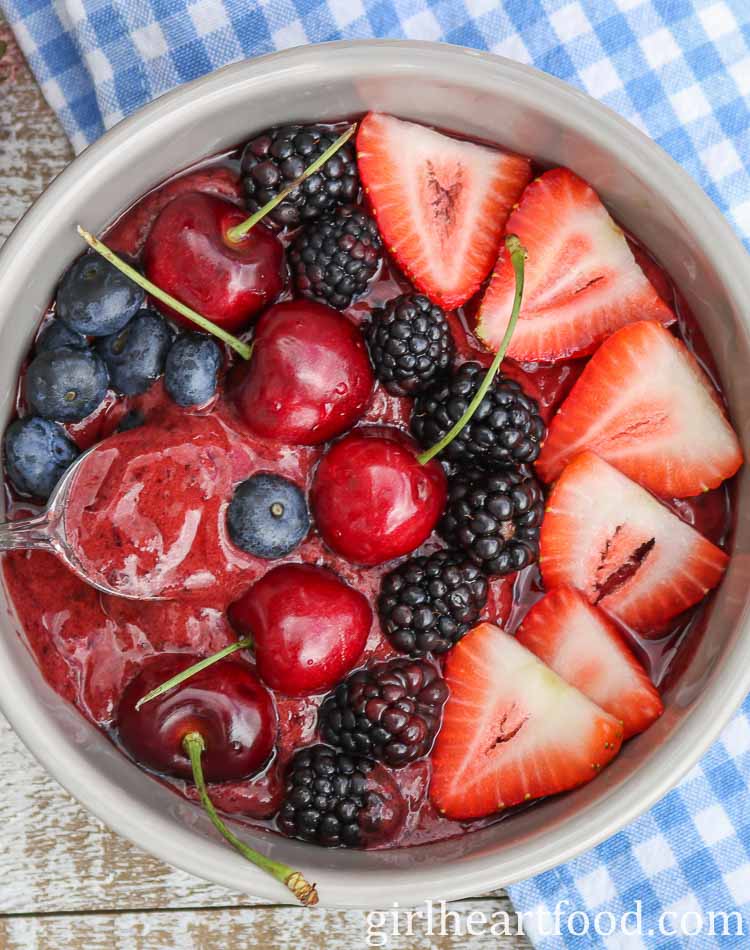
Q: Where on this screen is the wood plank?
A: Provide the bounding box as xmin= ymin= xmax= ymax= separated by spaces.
xmin=1 ymin=709 xmax=532 ymax=949
xmin=0 ymin=20 xmax=73 ymax=244
xmin=0 ymin=16 xmax=531 ymax=946
xmin=1 ymin=901 xmax=532 ymax=950
xmin=1 ymin=714 xmax=530 ymax=950
xmin=0 ymin=715 xmax=266 ymax=913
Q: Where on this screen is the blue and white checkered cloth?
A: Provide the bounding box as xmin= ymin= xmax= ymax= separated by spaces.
xmin=3 ymin=1 xmax=750 ymax=945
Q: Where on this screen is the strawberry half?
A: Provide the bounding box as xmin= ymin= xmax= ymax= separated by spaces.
xmin=430 ymin=622 xmax=622 ymax=819
xmin=539 ymin=452 xmax=729 ymax=634
xmin=357 ymin=113 xmax=531 ymax=310
xmin=536 ymin=321 xmax=742 ymax=497
xmin=476 ymin=168 xmax=674 ymax=362
xmin=516 ymin=587 xmax=663 ymax=739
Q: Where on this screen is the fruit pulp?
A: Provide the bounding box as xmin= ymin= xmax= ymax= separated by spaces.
xmin=1 ymin=127 xmax=735 ymax=849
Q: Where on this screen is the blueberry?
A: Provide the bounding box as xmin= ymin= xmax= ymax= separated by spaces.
xmin=56 ymin=251 xmax=145 ymax=337
xmin=118 ymin=409 xmax=145 ymax=432
xmin=227 ymin=473 xmax=309 ymax=559
xmin=96 ymin=309 xmax=172 ymax=395
xmin=164 ymin=334 xmax=222 ymax=407
xmin=25 ymin=347 xmax=110 ymax=422
xmin=4 ymin=416 xmax=79 ymax=500
xmin=36 ymin=321 xmax=88 ymax=354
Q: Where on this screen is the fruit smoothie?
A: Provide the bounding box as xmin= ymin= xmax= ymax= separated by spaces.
xmin=1 ymin=113 xmax=741 ymax=870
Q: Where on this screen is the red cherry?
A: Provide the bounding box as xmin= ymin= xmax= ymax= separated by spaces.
xmin=107 ymin=166 xmax=243 ymax=258
xmin=233 ymin=300 xmax=374 ymax=445
xmin=229 ymin=563 xmax=371 ymax=696
xmin=116 ymin=654 xmax=318 ymax=905
xmin=311 ymin=427 xmax=447 ymax=565
xmin=143 ymin=193 xmax=284 ymax=333
xmin=116 ymin=653 xmax=277 ymax=782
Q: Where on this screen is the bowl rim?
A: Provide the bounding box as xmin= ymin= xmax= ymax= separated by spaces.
xmin=2 ymin=39 xmax=750 ymax=909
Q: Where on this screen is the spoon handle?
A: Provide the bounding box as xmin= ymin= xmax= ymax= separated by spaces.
xmin=0 ymin=512 xmax=55 ymax=552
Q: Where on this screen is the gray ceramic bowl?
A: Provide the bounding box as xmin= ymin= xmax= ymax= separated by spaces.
xmin=0 ymin=41 xmax=749 ymax=909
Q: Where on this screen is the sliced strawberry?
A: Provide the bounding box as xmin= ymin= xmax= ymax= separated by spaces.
xmin=430 ymin=622 xmax=622 ymax=819
xmin=539 ymin=452 xmax=729 ymax=634
xmin=476 ymin=168 xmax=674 ymax=362
xmin=357 ymin=113 xmax=531 ymax=309
xmin=536 ymin=321 xmax=742 ymax=497
xmin=516 ymin=587 xmax=663 ymax=739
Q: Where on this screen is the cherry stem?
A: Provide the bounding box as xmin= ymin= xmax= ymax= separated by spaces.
xmin=76 ymin=227 xmax=253 ymax=361
xmin=417 ymin=234 xmax=527 ymax=466
xmin=225 ymin=124 xmax=357 ymax=243
xmin=134 ymin=636 xmax=254 ymax=711
xmin=183 ymin=732 xmax=318 ymax=906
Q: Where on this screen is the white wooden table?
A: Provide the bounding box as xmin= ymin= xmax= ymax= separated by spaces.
xmin=0 ymin=20 xmax=532 ymax=949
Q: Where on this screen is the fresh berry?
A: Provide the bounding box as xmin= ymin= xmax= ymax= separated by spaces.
xmin=96 ymin=309 xmax=172 ymax=396
xmin=143 ymin=193 xmax=284 ymax=333
xmin=311 ymin=427 xmax=447 ymax=566
xmin=319 ymin=657 xmax=448 ymax=767
xmin=228 ymin=564 xmax=371 ymax=696
xmin=118 ymin=409 xmax=145 ymax=432
xmin=56 ymin=251 xmax=146 ymax=337
xmin=378 ymin=549 xmax=487 ymax=655
xmin=116 ymin=653 xmax=277 ymax=781
xmin=411 ymin=362 xmax=545 ymax=470
xmin=227 ymin=473 xmax=309 ymax=559
xmin=439 ymin=467 xmax=545 ymax=576
xmin=539 ymin=452 xmax=729 ymax=633
xmin=233 ymin=300 xmax=373 ymax=445
xmin=516 ymin=587 xmax=663 ymax=739
xmin=36 ymin=321 xmax=87 ymax=354
xmin=164 ymin=333 xmax=222 ymax=407
xmin=430 ymin=623 xmax=623 ymax=819
xmin=277 ymin=744 xmax=404 ymax=848
xmin=25 ymin=346 xmax=109 ymax=422
xmin=356 ymin=112 xmax=530 ymax=309
xmin=107 ymin=167 xmax=245 ymax=258
xmin=289 ymin=205 xmax=381 ymax=309
xmin=536 ymin=320 xmax=743 ymax=497
xmin=3 ymin=416 xmax=79 ymax=499
xmin=476 ymin=168 xmax=674 ymax=362
xmin=366 ymin=293 xmax=453 ymax=396
xmin=240 ymin=125 xmax=358 ymax=228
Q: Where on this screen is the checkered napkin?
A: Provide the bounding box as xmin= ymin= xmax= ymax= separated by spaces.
xmin=3 ymin=0 xmax=750 ymax=944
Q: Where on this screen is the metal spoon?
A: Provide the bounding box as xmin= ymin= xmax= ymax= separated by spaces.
xmin=0 ymin=445 xmax=158 ymax=600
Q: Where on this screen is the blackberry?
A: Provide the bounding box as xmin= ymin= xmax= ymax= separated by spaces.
xmin=378 ymin=550 xmax=488 ymax=655
xmin=319 ymin=658 xmax=448 ymax=767
xmin=411 ymin=361 xmax=546 ymax=470
xmin=240 ymin=125 xmax=358 ymax=228
xmin=366 ymin=294 xmax=453 ymax=396
xmin=277 ymin=744 xmax=404 ymax=848
xmin=439 ymin=468 xmax=545 ymax=576
xmin=289 ymin=205 xmax=381 ymax=309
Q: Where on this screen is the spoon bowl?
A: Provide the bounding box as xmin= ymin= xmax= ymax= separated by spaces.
xmin=0 ymin=445 xmax=160 ymax=600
